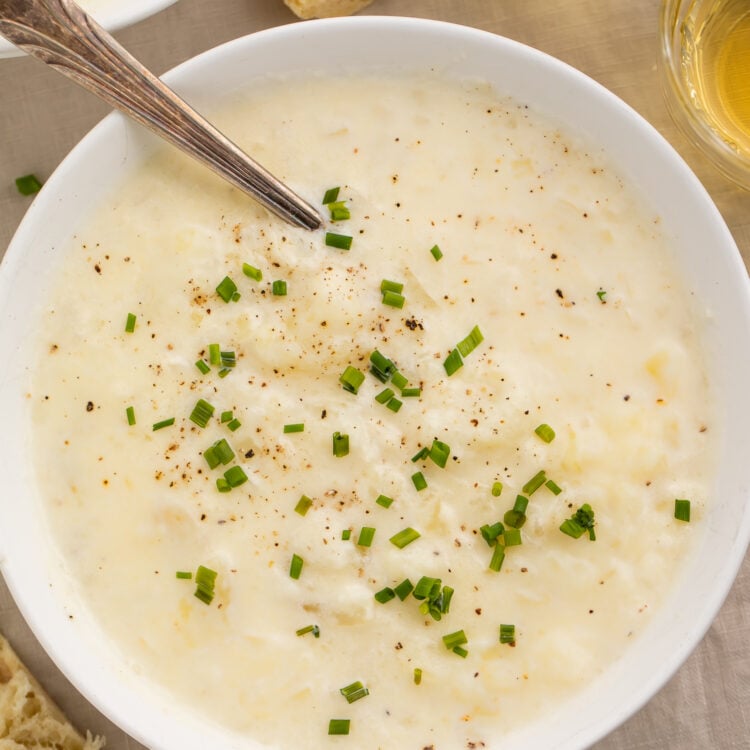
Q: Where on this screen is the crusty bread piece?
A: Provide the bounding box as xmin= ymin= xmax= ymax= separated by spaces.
xmin=0 ymin=636 xmax=104 ymax=750
xmin=283 ymin=0 xmax=374 ymax=19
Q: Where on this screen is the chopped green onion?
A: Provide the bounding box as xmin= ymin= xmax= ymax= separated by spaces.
xmin=175 ymin=571 xmax=192 ymax=579
xmin=499 ymin=624 xmax=516 ymax=644
xmin=195 ymin=359 xmax=210 ymax=374
xmin=560 ymin=503 xmax=596 ymax=540
xmin=386 ymin=396 xmax=403 ymax=412
xmin=322 ymin=187 xmax=340 ymax=204
xmin=332 ymin=431 xmax=349 ymax=457
xmin=522 ymin=471 xmax=546 ymax=496
xmin=340 ymin=681 xmax=369 ymax=704
xmin=224 ymin=465 xmax=248 ymax=488
xmin=125 ymin=312 xmax=136 ymax=333
xmin=503 ymin=528 xmax=522 ymax=547
xmin=220 ymin=350 xmax=236 ymax=369
xmin=357 ymin=526 xmax=376 ymax=547
xmin=189 ymin=398 xmax=215 ymax=429
xmin=429 ymin=439 xmax=450 ymax=468
xmin=411 ymin=471 xmax=427 ymax=491
xmin=242 ymin=262 xmax=262 ymax=282
xmin=675 ymin=498 xmax=691 ymax=522
xmin=401 ymin=387 xmax=421 ymax=398
xmin=325 ymin=232 xmax=353 ymax=251
xmin=216 ymin=477 xmax=231 ymax=492
xmin=208 ymin=343 xmax=221 ymax=366
xmin=545 ymin=479 xmax=563 ymax=495
xmin=341 ymin=529 xmax=352 ymax=541
xmin=389 ymin=527 xmax=421 ymax=549
xmin=152 ymin=417 xmax=175 ymax=431
xmin=596 ymin=289 xmax=607 ymax=302
xmin=15 ymin=174 xmax=42 ymax=195
xmin=443 ymin=348 xmax=463 ymax=376
xmin=328 ymin=719 xmax=350 ymax=736
xmin=216 ymin=276 xmax=238 ymax=303
xmin=382 ymin=290 xmax=405 ymax=308
xmin=452 ymin=645 xmax=469 ymax=658
xmin=375 ymin=387 xmax=395 ymax=404
xmin=440 ymin=586 xmax=455 ymax=614
xmin=411 ymin=446 xmax=429 ymax=462
xmin=391 ymin=371 xmax=408 ymax=390
xmin=369 ymin=350 xmax=396 ymax=382
xmin=125 ymin=406 xmax=136 ymax=426
xmin=480 ymin=522 xmax=504 ymax=546
xmin=535 ymin=423 xmax=556 ymax=443
xmin=375 ymin=494 xmax=394 ymax=509
xmin=413 ymin=576 xmax=441 ymax=600
xmin=194 ymin=565 xmax=217 ymax=605
xmin=430 ymin=244 xmax=443 ymax=261
xmin=456 ymin=325 xmax=484 ymax=358
xmin=380 ymin=279 xmax=404 ymax=294
xmin=513 ymin=495 xmax=529 ymax=514
xmin=442 ymin=630 xmax=468 ymax=651
xmin=221 ymin=411 xmax=233 ymax=423
xmin=284 ymin=423 xmax=305 ymax=434
xmin=296 ymin=624 xmax=320 ymax=638
xmin=374 ymin=587 xmax=396 ymax=604
xmin=289 ymin=554 xmax=304 ymax=580
xmin=212 ymin=438 xmax=235 ymax=465
xmin=231 ymin=291 xmax=241 ymax=302
xmin=489 ymin=543 xmax=506 ymax=572
xmin=413 ymin=667 xmax=423 ymax=685
xmin=227 ymin=418 xmax=241 ymax=432
xmin=329 ymin=202 xmax=351 ymax=222
xmin=203 ymin=446 xmax=220 ymax=470
xmin=503 ymin=509 xmax=527 ymax=529
xmin=340 ymin=365 xmax=365 ymax=394
xmin=492 ymin=481 xmax=503 ymax=497
xmin=272 ymin=280 xmax=287 ymax=296
xmin=560 ymin=519 xmax=585 ymax=538
xmin=295 ymin=494 xmax=313 ymax=516
xmin=394 ymin=578 xmax=414 ymax=600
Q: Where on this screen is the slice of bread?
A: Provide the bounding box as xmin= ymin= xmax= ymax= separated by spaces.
xmin=0 ymin=635 xmax=105 ymax=750
xmin=283 ymin=0 xmax=374 ymax=19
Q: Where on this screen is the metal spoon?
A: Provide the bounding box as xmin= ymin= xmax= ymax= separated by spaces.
xmin=0 ymin=0 xmax=322 ymax=231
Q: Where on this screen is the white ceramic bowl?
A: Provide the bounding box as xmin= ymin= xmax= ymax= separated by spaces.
xmin=1 ymin=17 xmax=749 ymax=750
xmin=0 ymin=0 xmax=179 ymax=58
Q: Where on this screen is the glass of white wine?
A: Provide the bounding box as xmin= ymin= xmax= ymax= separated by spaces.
xmin=660 ymin=0 xmax=750 ymax=188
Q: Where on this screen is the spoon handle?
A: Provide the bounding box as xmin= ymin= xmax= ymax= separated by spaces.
xmin=0 ymin=0 xmax=322 ymax=231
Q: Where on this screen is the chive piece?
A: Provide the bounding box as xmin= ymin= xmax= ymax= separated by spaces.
xmin=374 ymin=587 xmax=396 ymax=604
xmin=503 ymin=528 xmax=522 ymax=547
xmin=242 ymin=262 xmax=262 ymax=282
xmin=216 ymin=477 xmax=231 ymax=492
xmin=489 ymin=543 xmax=506 ymax=572
xmin=442 ymin=630 xmax=468 ymax=651
xmin=401 ymin=387 xmax=421 ymax=398
xmin=152 ymin=417 xmax=175 ymax=431
xmin=203 ymin=446 xmax=220 ymax=470
xmin=499 ymin=623 xmax=516 ymax=644
xmin=413 ymin=667 xmax=423 ymax=685
xmin=322 ymin=187 xmax=340 ymax=204
xmin=411 ymin=471 xmax=427 ymax=491
xmin=216 ymin=276 xmax=238 ymax=303
xmin=456 ymin=325 xmax=484 ymax=358
xmin=211 ymin=438 xmax=235 ymax=465
xmin=452 ymin=645 xmax=469 ymax=658
xmin=560 ymin=503 xmax=596 ymax=539
xmin=290 ymin=554 xmax=304 ymax=580
xmin=411 ymin=446 xmax=429 ymax=462
xmin=391 ymin=371 xmax=408 ymax=390
xmin=194 ymin=565 xmax=217 ymax=605
xmin=375 ymin=387 xmax=395 ymax=404
xmin=332 ymin=431 xmax=349 ymax=457
xmin=545 ymin=479 xmax=563 ymax=495
xmin=429 ymin=439 xmax=450 ymax=468
xmin=329 ymin=203 xmax=351 ymax=222
xmin=125 ymin=312 xmax=136 ymax=333
xmin=522 ymin=471 xmax=547 ymax=496
xmin=296 ymin=624 xmax=320 ymax=638
xmin=217 ymin=368 xmax=231 ymax=379
xmin=340 ymin=681 xmax=369 ymax=704
xmin=597 ymin=289 xmax=607 ymax=302
xmin=394 ymin=578 xmax=414 ymax=600
xmin=340 ymin=365 xmax=365 ymax=394
xmin=430 ymin=244 xmax=443 ymax=261
xmin=413 ymin=576 xmax=441 ymax=600
xmin=272 ymin=280 xmax=287 ymax=296
xmin=224 ymin=465 xmax=248 ymax=488
xmin=389 ymin=527 xmax=421 ymax=549
xmin=208 ymin=343 xmax=221 ymax=366
xmin=189 ymin=398 xmax=215 ymax=429
xmin=220 ymin=350 xmax=236 ymax=369
xmin=227 ymin=418 xmax=241 ymax=432
xmin=15 ymin=174 xmax=43 ymax=195
xmin=480 ymin=522 xmax=504 ymax=546
xmin=221 ymin=410 xmax=233 ymax=423
xmin=357 ymin=526 xmax=376 ymax=547
xmin=195 ymin=359 xmax=210 ymax=374
xmin=440 ymin=585 xmax=455 ymax=614
xmin=491 ymin=481 xmax=503 ymax=497
xmin=512 ymin=495 xmax=529 ymax=514
xmin=231 ymin=291 xmax=241 ymax=302
xmin=325 ymin=232 xmax=353 ymax=251
xmin=382 ymin=290 xmax=405 ymax=308
xmin=328 ymin=719 xmax=350 ymax=736
xmin=375 ymin=494 xmax=394 ymax=509
xmin=369 ymin=350 xmax=396 ymax=381
xmin=125 ymin=406 xmax=136 ymax=426
xmin=443 ymin=348 xmax=463 ymax=376
xmin=535 ymin=423 xmax=556 ymax=443
xmin=341 ymin=529 xmax=352 ymax=541
xmin=175 ymin=571 xmax=192 ymax=579
xmin=386 ymin=396 xmax=403 ymax=413
xmin=284 ymin=423 xmax=305 ymax=434
xmin=503 ymin=509 xmax=527 ymax=529
xmin=560 ymin=519 xmax=584 ymax=538
xmin=295 ymin=494 xmax=313 ymax=516
xmin=675 ymin=498 xmax=691 ymax=522
xmin=380 ymin=279 xmax=404 ymax=294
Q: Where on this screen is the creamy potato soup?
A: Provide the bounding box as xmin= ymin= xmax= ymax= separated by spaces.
xmin=32 ymin=73 xmax=713 ymax=748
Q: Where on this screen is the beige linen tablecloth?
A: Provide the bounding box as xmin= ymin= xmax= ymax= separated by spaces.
xmin=1 ymin=1 xmax=748 ymax=748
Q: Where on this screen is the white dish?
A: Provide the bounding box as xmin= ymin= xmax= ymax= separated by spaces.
xmin=1 ymin=16 xmax=749 ymax=750
xmin=0 ymin=0 xmax=179 ymax=58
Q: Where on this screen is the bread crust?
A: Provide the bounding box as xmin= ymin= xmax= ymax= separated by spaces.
xmin=283 ymin=0 xmax=374 ymax=19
